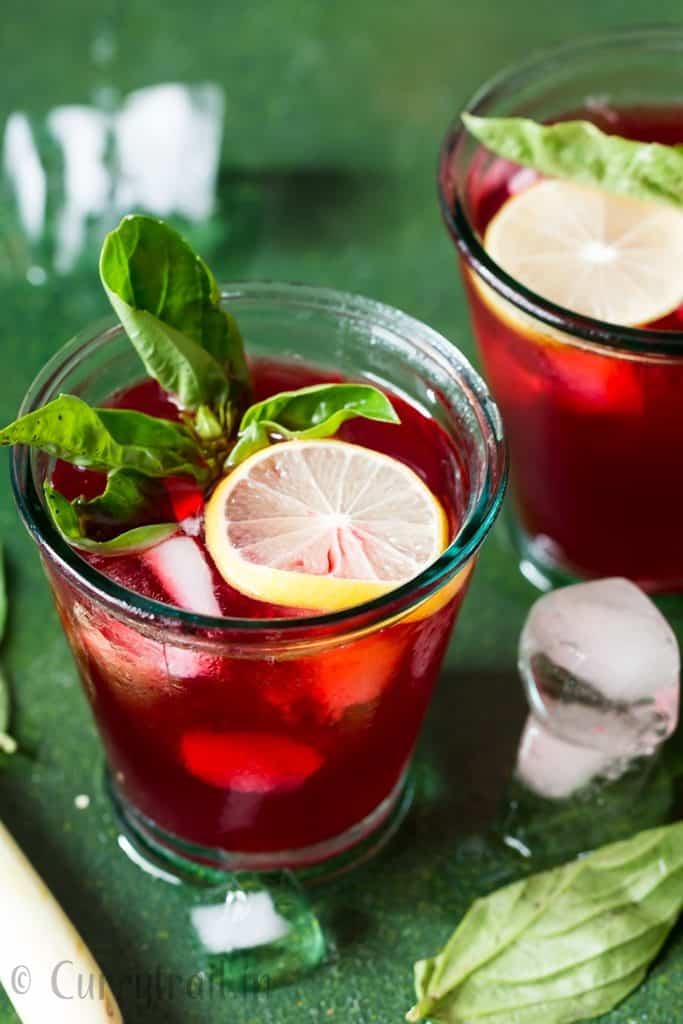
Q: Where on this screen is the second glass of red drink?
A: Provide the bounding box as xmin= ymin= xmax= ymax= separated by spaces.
xmin=439 ymin=28 xmax=683 ymax=592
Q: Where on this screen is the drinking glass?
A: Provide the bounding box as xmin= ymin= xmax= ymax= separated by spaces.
xmin=439 ymin=28 xmax=683 ymax=591
xmin=11 ymin=282 xmax=506 ymax=983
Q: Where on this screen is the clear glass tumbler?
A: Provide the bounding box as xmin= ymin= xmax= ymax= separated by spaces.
xmin=11 ymin=283 xmax=506 ymax=880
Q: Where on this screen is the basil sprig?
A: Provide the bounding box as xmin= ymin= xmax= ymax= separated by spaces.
xmin=0 ymin=544 xmax=16 ymax=755
xmin=0 ymin=215 xmax=400 ymax=555
xmin=100 ymin=214 xmax=250 ymax=433
xmin=229 ymin=383 xmax=400 ymax=465
xmin=408 ymin=822 xmax=683 ymax=1024
xmin=463 ymin=113 xmax=683 ymax=208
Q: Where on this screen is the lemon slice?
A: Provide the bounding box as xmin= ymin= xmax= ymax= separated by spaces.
xmin=205 ymin=439 xmax=449 ymax=612
xmin=482 ymin=180 xmax=683 ymax=327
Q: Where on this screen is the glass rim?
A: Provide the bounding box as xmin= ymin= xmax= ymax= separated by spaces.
xmin=11 ymin=280 xmax=507 ymax=638
xmin=438 ymin=25 xmax=683 ymax=358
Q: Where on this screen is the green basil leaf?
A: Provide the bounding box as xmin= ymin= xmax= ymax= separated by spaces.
xmin=240 ymin=383 xmax=400 ymax=434
xmin=100 ymin=215 xmax=249 ymax=411
xmin=94 ymin=407 xmax=208 ymax=480
xmin=44 ymin=483 xmax=177 ymax=556
xmin=194 ymin=404 xmax=224 ymax=442
xmin=463 ymin=114 xmax=683 ymax=208
xmin=0 ymin=395 xmax=206 ymax=480
xmin=407 ymin=822 xmax=683 ymax=1024
xmin=74 ymin=470 xmax=161 ymax=525
xmin=229 ymin=383 xmax=400 ymax=465
xmin=227 ymin=420 xmax=274 ymax=466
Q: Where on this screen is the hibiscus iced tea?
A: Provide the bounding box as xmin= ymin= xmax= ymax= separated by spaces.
xmin=12 ymin=285 xmax=505 ymax=870
xmin=439 ymin=32 xmax=683 ymax=591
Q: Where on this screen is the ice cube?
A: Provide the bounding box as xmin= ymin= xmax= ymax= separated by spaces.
xmin=144 ymin=536 xmax=221 ymax=617
xmin=519 ymin=578 xmax=680 ymax=762
xmin=508 ymin=166 xmax=538 ymax=194
xmin=181 ymin=732 xmax=323 ymax=792
xmin=312 ymin=633 xmax=402 ymax=722
xmin=516 ymin=715 xmax=626 ymax=800
xmin=71 ymin=603 xmax=216 ymax=700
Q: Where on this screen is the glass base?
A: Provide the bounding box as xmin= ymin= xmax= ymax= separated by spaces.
xmin=108 ymin=769 xmax=414 ymax=989
xmin=109 ymin=767 xmax=414 ymax=883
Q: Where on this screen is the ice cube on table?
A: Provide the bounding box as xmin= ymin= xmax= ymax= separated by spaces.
xmin=519 ymin=577 xmax=679 ymax=758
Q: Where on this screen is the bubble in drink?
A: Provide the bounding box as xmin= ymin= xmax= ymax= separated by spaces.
xmin=516 ymin=577 xmax=680 ymax=798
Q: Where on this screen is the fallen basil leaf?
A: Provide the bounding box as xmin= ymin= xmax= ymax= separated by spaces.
xmin=44 ymin=483 xmax=177 ymax=556
xmin=0 ymin=544 xmax=15 ymax=755
xmin=463 ymin=114 xmax=683 ymax=208
xmin=100 ymin=215 xmax=249 ymax=413
xmin=408 ymin=822 xmax=683 ymax=1024
xmin=229 ymin=383 xmax=400 ymax=465
xmin=0 ymin=395 xmax=205 ymax=480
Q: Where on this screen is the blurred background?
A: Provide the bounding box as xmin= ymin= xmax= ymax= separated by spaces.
xmin=3 ymin=0 xmax=680 ymax=408
xmin=1 ymin=4 xmax=682 ymax=1023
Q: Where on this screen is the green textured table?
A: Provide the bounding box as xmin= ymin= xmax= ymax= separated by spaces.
xmin=1 ymin=2 xmax=683 ymax=1021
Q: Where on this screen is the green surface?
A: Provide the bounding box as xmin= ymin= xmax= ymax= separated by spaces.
xmin=1 ymin=2 xmax=683 ymax=1021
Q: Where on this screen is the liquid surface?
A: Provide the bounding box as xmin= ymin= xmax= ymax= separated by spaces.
xmin=53 ymin=358 xmax=464 ymax=619
xmin=469 ymin=104 xmax=683 ymax=330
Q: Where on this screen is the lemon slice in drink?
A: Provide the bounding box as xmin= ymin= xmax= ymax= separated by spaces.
xmin=482 ymin=180 xmax=683 ymax=327
xmin=205 ymin=439 xmax=449 ymax=612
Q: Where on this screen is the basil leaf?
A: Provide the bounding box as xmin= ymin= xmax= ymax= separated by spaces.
xmin=0 ymin=395 xmax=206 ymax=480
xmin=227 ymin=420 xmax=275 ymax=465
xmin=44 ymin=483 xmax=177 ymax=556
xmin=229 ymin=383 xmax=400 ymax=465
xmin=74 ymin=471 xmax=161 ymax=525
xmin=463 ymin=114 xmax=683 ymax=208
xmin=408 ymin=822 xmax=683 ymax=1023
xmin=100 ymin=215 xmax=249 ymax=412
xmin=240 ymin=383 xmax=400 ymax=434
xmin=194 ymin=404 xmax=224 ymax=442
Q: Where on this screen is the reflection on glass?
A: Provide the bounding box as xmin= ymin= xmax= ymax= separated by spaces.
xmin=1 ymin=83 xmax=224 ymax=278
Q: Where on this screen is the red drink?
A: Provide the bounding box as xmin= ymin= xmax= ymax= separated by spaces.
xmin=49 ymin=361 xmax=469 ymax=857
xmin=13 ymin=285 xmax=505 ymax=871
xmin=463 ymin=106 xmax=683 ymax=589
xmin=441 ymin=37 xmax=683 ymax=593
